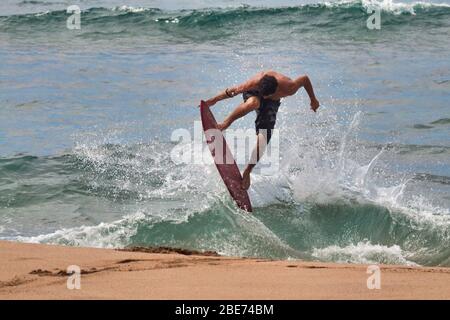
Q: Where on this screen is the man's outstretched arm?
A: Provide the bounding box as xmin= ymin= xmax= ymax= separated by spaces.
xmin=204 ymin=72 xmax=264 ymax=107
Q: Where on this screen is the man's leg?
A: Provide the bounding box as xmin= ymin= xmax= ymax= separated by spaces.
xmin=217 ymin=97 xmax=260 ymax=131
xmin=241 ymin=130 xmax=269 ymax=190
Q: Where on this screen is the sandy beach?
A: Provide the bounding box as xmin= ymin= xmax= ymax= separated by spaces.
xmin=0 ymin=240 xmax=449 ymax=300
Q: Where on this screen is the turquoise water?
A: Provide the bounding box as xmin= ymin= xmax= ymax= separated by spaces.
xmin=0 ymin=0 xmax=449 ymax=266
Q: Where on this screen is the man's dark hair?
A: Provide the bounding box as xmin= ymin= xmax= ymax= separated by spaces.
xmin=258 ymin=75 xmax=278 ymax=96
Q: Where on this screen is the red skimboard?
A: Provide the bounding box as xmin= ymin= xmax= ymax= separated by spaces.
xmin=200 ymin=100 xmax=252 ymax=212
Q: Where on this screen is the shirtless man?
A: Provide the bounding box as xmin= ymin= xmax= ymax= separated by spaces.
xmin=204 ymin=70 xmax=319 ymax=190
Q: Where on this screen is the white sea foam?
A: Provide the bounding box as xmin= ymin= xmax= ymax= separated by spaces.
xmin=17 ymin=211 xmax=147 ymax=248
xmin=104 ymin=1 xmax=450 ymax=17
xmin=312 ymin=240 xmax=418 ymax=265
xmin=326 ymin=0 xmax=450 ymax=15
xmin=278 ymin=107 xmax=449 ymax=222
xmin=154 ymin=18 xmax=180 ymax=24
xmin=112 ymin=6 xmax=150 ymax=13
xmin=34 ymin=10 xmax=49 ymax=16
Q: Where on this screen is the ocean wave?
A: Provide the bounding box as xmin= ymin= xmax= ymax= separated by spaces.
xmin=430 ymin=117 xmax=450 ymax=125
xmin=1 ymin=1 xmax=449 ymax=35
xmin=413 ymin=124 xmax=434 ymax=129
xmin=12 ymin=191 xmax=449 ymax=265
xmin=16 ymin=211 xmax=147 ymax=248
xmin=15 ymin=203 xmax=303 ymax=260
xmin=412 ymin=117 xmax=450 ymax=129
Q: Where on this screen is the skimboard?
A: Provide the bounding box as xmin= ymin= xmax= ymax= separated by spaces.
xmin=200 ymin=100 xmax=252 ymax=212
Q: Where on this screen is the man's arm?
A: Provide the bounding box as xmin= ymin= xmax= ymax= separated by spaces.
xmin=293 ymin=75 xmax=320 ymax=112
xmin=204 ymin=72 xmax=264 ymax=107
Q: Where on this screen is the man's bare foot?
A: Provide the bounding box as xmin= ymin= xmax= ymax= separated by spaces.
xmin=217 ymin=119 xmax=231 ymax=131
xmin=241 ymin=169 xmax=251 ymax=190
xmin=216 ymin=122 xmax=227 ymax=131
